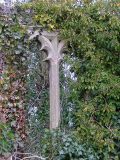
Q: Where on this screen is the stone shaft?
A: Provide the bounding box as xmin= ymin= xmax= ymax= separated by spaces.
xmin=49 ymin=62 xmax=60 ymax=129
xmin=29 ymin=30 xmax=65 ymax=129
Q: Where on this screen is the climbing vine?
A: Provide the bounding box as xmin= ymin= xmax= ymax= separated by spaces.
xmin=22 ymin=0 xmax=120 ymax=159
xmin=0 ymin=0 xmax=120 ymax=159
xmin=0 ymin=8 xmax=28 ymax=154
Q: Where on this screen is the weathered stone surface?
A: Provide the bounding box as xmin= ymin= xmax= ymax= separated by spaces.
xmin=38 ymin=31 xmax=65 ymax=129
xmin=29 ymin=30 xmax=65 ymax=129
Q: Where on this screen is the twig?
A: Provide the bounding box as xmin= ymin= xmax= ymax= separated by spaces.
xmin=21 ymin=155 xmax=45 ymax=160
xmin=12 ymin=152 xmax=46 ymax=160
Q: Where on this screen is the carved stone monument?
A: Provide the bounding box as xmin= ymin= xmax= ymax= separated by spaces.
xmin=30 ymin=31 xmax=65 ymax=129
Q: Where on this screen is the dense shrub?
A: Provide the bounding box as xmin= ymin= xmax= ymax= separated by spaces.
xmin=0 ymin=0 xmax=120 ymax=159
xmin=23 ymin=0 xmax=120 ymax=159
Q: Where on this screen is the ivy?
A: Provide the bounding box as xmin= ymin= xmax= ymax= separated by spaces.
xmin=0 ymin=0 xmax=120 ymax=159
xmin=0 ymin=7 xmax=28 ymax=155
xmin=23 ymin=0 xmax=120 ymax=159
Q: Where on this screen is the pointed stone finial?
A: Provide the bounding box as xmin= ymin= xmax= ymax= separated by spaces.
xmin=38 ymin=31 xmax=64 ymax=63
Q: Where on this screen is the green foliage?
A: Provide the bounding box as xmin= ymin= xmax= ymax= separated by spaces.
xmin=38 ymin=130 xmax=98 ymax=160
xmin=0 ymin=7 xmax=29 ymax=155
xmin=0 ymin=0 xmax=120 ymax=159
xmin=24 ymin=0 xmax=120 ymax=159
xmin=0 ymin=123 xmax=14 ymax=155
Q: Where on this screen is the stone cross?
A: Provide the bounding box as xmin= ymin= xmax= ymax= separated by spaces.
xmin=30 ymin=31 xmax=65 ymax=129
